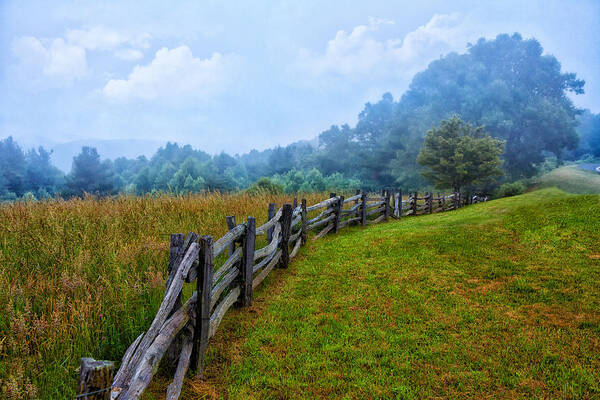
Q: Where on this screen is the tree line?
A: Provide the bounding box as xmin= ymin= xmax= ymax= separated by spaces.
xmin=1 ymin=33 xmax=598 ymax=202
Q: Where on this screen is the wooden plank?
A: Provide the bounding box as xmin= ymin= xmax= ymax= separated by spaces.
xmin=306 ymin=196 xmax=338 ymax=212
xmin=122 ymin=292 xmax=197 ymax=399
xmin=210 ymin=268 xmax=239 ymax=311
xmin=306 ymin=207 xmax=335 ymax=225
xmin=343 ymin=193 xmax=362 ymax=203
xmin=338 ymin=216 xmax=360 ymax=229
xmin=112 ymin=242 xmax=199 ymax=392
xmin=367 ymin=205 xmax=385 ymax=217
xmin=213 ymin=224 xmax=245 ymax=259
xmin=165 ymin=233 xmax=184 ymax=368
xmin=279 ymin=204 xmax=293 ymax=268
xmin=191 ymin=236 xmax=213 ymax=378
xmin=165 ymin=324 xmax=194 ymax=400
xmin=208 ymin=286 xmax=240 ymax=339
xmin=289 ymin=237 xmax=302 ymax=259
xmin=313 ymin=222 xmax=334 ymax=240
xmin=112 ymin=332 xmax=143 ymax=389
xmin=239 ymin=216 xmax=255 ymax=307
xmin=254 ymin=223 xmax=281 ymax=260
xmin=252 ymin=250 xmax=281 ymax=289
xmin=306 ymin=213 xmax=335 ymax=231
xmin=211 ymin=247 xmax=242 ymax=286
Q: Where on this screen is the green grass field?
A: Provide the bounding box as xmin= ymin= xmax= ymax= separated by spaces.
xmin=174 ymin=188 xmax=600 ymax=399
xmin=537 ymin=165 xmax=600 ymax=194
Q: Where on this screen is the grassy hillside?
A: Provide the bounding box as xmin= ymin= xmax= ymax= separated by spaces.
xmin=0 ymin=192 xmax=326 ymax=399
xmin=172 ymin=189 xmax=600 ymax=399
xmin=537 ymin=165 xmax=600 ymax=194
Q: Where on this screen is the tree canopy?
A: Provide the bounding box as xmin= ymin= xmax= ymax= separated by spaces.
xmin=417 ymin=116 xmax=504 ymax=192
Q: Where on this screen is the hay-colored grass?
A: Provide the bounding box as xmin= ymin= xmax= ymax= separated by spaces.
xmin=0 ymin=191 xmax=326 ymax=399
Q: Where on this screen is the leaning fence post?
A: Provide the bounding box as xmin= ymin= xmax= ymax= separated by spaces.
xmin=333 ymin=195 xmax=344 ymax=233
xmin=279 ymin=204 xmax=292 ymax=268
xmin=267 ymin=203 xmax=276 ymax=243
xmin=191 ymin=235 xmax=214 ymax=377
xmin=239 ymin=217 xmax=255 ymax=307
xmin=77 ymin=357 xmax=114 ymax=400
xmin=226 ymin=216 xmax=236 ymax=256
xmin=361 ymin=190 xmax=367 ymax=226
xmin=301 ymin=198 xmax=307 ymax=244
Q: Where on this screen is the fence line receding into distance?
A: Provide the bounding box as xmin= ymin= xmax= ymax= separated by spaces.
xmin=76 ymin=189 xmax=487 ymax=400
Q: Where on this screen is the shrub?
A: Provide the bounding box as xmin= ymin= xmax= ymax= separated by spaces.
xmin=246 ymin=177 xmax=284 ymax=195
xmin=495 ymin=181 xmax=526 ymax=198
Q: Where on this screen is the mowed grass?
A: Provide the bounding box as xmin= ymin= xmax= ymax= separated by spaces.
xmin=538 ymin=165 xmax=600 ymax=194
xmin=0 ymin=191 xmax=326 ymax=399
xmin=177 ymin=188 xmax=600 ymax=399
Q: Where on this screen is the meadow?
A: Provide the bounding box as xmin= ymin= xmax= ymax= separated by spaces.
xmin=537 ymin=165 xmax=600 ymax=194
xmin=161 ymin=189 xmax=599 ymax=399
xmin=2 ymin=187 xmax=599 ymax=399
xmin=0 ymin=192 xmax=326 ymax=399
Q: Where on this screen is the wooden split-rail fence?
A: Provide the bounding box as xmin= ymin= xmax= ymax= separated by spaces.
xmin=76 ymin=189 xmax=487 ymax=400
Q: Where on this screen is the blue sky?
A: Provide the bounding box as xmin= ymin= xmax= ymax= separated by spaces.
xmin=1 ymin=0 xmax=599 ymax=159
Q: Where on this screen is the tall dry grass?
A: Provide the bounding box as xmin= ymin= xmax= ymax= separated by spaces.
xmin=0 ymin=191 xmax=327 ymax=399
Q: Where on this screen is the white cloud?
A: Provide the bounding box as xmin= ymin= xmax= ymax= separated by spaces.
xmin=103 ymin=46 xmax=237 ymax=102
xmin=12 ymin=36 xmax=87 ymax=83
xmin=114 ymin=48 xmax=144 ymax=61
xmin=294 ymin=13 xmax=470 ymax=82
xmin=66 ymin=26 xmax=150 ymax=51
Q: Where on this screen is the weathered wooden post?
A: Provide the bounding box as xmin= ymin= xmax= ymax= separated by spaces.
xmin=384 ymin=190 xmax=391 ymax=221
xmin=165 ymin=233 xmax=188 ymax=368
xmin=354 ymin=189 xmax=361 ymax=224
xmin=361 ymin=190 xmax=367 ymax=226
xmin=333 ymin=195 xmax=344 ymax=233
xmin=77 ymin=357 xmax=114 ymax=400
xmin=300 ymin=198 xmax=307 ymax=244
xmin=191 ymin=235 xmax=214 ymax=377
xmin=267 ymin=203 xmax=276 ymax=243
xmin=411 ymin=192 xmax=418 ymax=215
xmin=226 ymin=216 xmax=236 ymax=256
xmin=441 ymin=193 xmax=446 ymax=212
xmin=239 ymin=217 xmax=255 ymax=307
xmin=293 ymin=197 xmax=298 ymax=209
xmin=279 ymin=204 xmax=292 ymax=268
xmin=428 ymin=192 xmax=433 ymax=214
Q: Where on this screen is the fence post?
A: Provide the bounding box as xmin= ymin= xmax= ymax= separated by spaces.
xmin=441 ymin=193 xmax=446 ymax=212
xmin=384 ymin=190 xmax=390 ymax=221
xmin=411 ymin=192 xmax=418 ymax=215
xmin=226 ymin=216 xmax=236 ymax=256
xmin=77 ymin=357 xmax=114 ymax=400
xmin=293 ymin=197 xmax=298 ymax=209
xmin=165 ymin=233 xmax=187 ymax=368
xmin=191 ymin=235 xmax=214 ymax=377
xmin=279 ymin=204 xmax=292 ymax=268
xmin=333 ymin=195 xmax=343 ymax=233
xmin=239 ymin=217 xmax=255 ymax=307
xmin=361 ymin=190 xmax=367 ymax=226
xmin=428 ymin=192 xmax=433 ymax=214
xmin=354 ymin=189 xmax=360 ymax=224
xmin=301 ymin=198 xmax=307 ymax=244
xmin=267 ymin=203 xmax=276 ymax=243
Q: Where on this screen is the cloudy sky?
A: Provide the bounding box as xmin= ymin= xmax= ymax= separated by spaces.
xmin=1 ymin=0 xmax=599 ymax=159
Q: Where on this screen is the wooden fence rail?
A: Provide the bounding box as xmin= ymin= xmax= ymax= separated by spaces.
xmin=78 ymin=189 xmax=487 ymax=400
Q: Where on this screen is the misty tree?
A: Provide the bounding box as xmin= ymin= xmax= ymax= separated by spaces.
xmin=64 ymin=147 xmax=115 ymax=197
xmin=397 ymin=33 xmax=584 ymax=179
xmin=417 ymin=116 xmax=504 ymax=192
